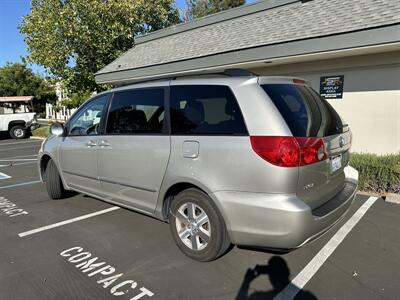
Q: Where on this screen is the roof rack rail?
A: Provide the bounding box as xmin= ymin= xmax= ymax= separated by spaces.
xmin=171 ymin=68 xmax=258 ymax=80
xmin=114 ymin=68 xmax=258 ymax=87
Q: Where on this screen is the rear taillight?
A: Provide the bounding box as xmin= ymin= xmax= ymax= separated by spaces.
xmin=250 ymin=136 xmax=299 ymax=167
xmin=296 ymin=137 xmax=327 ymax=165
xmin=250 ymin=136 xmax=327 ymax=167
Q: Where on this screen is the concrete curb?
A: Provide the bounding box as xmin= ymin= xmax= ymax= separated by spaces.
xmin=30 ymin=136 xmax=46 ymax=141
xmin=384 ymin=193 xmax=400 ymax=204
xmin=357 ymin=191 xmax=380 ymax=197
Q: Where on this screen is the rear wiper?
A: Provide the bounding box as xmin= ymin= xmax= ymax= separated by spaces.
xmin=336 ymin=124 xmax=349 ymax=131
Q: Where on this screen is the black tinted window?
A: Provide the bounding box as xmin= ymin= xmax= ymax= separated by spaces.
xmin=307 ymin=88 xmax=344 ymax=136
xmin=261 ymin=84 xmax=343 ymax=137
xmin=170 ymin=85 xmax=247 ymax=135
xmin=106 ymin=89 xmax=165 ymax=134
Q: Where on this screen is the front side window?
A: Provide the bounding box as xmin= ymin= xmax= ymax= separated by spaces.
xmin=106 ymin=89 xmax=165 ymax=135
xmin=170 ymin=85 xmax=247 ymax=135
xmin=68 ymin=95 xmax=108 ymax=136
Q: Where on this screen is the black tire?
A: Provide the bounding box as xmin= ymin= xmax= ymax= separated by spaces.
xmin=45 ymin=159 xmax=67 ymax=199
xmin=9 ymin=125 xmax=28 ymax=139
xmin=169 ymin=188 xmax=231 ymax=261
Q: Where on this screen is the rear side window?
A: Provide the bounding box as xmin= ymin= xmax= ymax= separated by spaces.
xmin=170 ymin=85 xmax=247 ymax=135
xmin=106 ymin=89 xmax=165 ymax=135
xmin=261 ymin=84 xmax=343 ymax=137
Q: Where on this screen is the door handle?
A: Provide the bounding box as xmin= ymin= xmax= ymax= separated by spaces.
xmin=99 ymin=140 xmax=110 ymax=147
xmin=86 ymin=140 xmax=97 ymax=148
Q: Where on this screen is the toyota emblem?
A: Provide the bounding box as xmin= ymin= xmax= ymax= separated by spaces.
xmin=339 ymin=136 xmax=345 ymax=147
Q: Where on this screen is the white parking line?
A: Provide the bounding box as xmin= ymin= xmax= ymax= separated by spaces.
xmin=274 ymin=196 xmax=378 ymax=300
xmin=0 ymin=140 xmax=42 ymax=146
xmin=0 ymin=145 xmax=42 ymax=152
xmin=1 ymin=154 xmax=37 ymax=160
xmin=0 ymin=158 xmax=37 ymax=162
xmin=2 ymin=154 xmax=37 ymax=159
xmin=0 ymin=172 xmax=11 ymax=179
xmin=0 ymin=161 xmax=37 ymax=168
xmin=18 ymin=206 xmax=120 ymax=237
xmin=0 ymin=180 xmax=41 ymax=189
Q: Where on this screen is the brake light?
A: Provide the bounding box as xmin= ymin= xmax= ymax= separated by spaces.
xmin=293 ymin=78 xmax=306 ymax=84
xmin=250 ymin=136 xmax=299 ymax=167
xmin=250 ymin=136 xmax=327 ymax=167
xmin=296 ymin=137 xmax=327 ymax=165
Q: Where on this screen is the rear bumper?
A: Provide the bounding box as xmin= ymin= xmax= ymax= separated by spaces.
xmin=212 ymin=166 xmax=358 ymax=250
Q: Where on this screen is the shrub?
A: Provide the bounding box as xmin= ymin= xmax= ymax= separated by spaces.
xmin=350 ymin=153 xmax=400 ymax=194
xmin=36 ymin=112 xmax=46 ymax=119
xmin=32 ymin=126 xmax=50 ymax=138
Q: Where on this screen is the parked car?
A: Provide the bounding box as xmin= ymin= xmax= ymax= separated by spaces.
xmin=0 ymin=112 xmax=39 ymax=139
xmin=38 ymin=70 xmax=358 ymax=261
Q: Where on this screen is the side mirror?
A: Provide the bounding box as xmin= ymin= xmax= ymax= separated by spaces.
xmin=50 ymin=123 xmax=65 ymax=137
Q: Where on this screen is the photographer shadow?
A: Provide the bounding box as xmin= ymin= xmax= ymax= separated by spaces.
xmin=236 ymin=256 xmax=317 ymax=300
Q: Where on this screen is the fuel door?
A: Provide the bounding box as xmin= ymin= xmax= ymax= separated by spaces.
xmin=182 ymin=141 xmax=199 ymax=158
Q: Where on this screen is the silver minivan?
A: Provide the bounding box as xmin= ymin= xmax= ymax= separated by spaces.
xmin=38 ymin=71 xmax=358 ymax=261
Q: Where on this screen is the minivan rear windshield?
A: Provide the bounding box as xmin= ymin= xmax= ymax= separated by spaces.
xmin=261 ymin=84 xmax=343 ymax=137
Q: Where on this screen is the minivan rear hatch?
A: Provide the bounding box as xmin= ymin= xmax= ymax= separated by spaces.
xmin=261 ymin=80 xmax=351 ymax=210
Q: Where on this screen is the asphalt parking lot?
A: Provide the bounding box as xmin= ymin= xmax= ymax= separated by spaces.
xmin=0 ymin=138 xmax=399 ymax=300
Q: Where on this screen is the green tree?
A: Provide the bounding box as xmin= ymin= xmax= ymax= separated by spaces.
xmin=0 ymin=63 xmax=56 ymax=114
xmin=19 ymin=0 xmax=180 ymax=104
xmin=184 ymin=0 xmax=245 ymax=20
xmin=61 ymin=91 xmax=92 ymax=109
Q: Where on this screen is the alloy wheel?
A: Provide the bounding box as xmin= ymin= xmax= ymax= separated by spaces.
xmin=175 ymin=202 xmax=211 ymax=251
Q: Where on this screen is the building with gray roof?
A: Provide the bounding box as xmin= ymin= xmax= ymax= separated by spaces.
xmin=95 ymin=0 xmax=400 ymax=154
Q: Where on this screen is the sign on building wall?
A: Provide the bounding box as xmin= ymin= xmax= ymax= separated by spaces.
xmin=320 ymin=75 xmax=344 ymax=99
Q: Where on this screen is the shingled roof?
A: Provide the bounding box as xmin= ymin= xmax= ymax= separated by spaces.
xmin=95 ymin=0 xmax=400 ymax=84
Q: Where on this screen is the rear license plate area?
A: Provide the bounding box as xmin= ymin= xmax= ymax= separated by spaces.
xmin=330 ymin=155 xmax=342 ymax=173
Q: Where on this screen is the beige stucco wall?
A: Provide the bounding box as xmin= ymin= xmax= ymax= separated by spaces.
xmin=330 ymin=90 xmax=399 ymax=154
xmin=252 ymin=51 xmax=400 ymax=155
